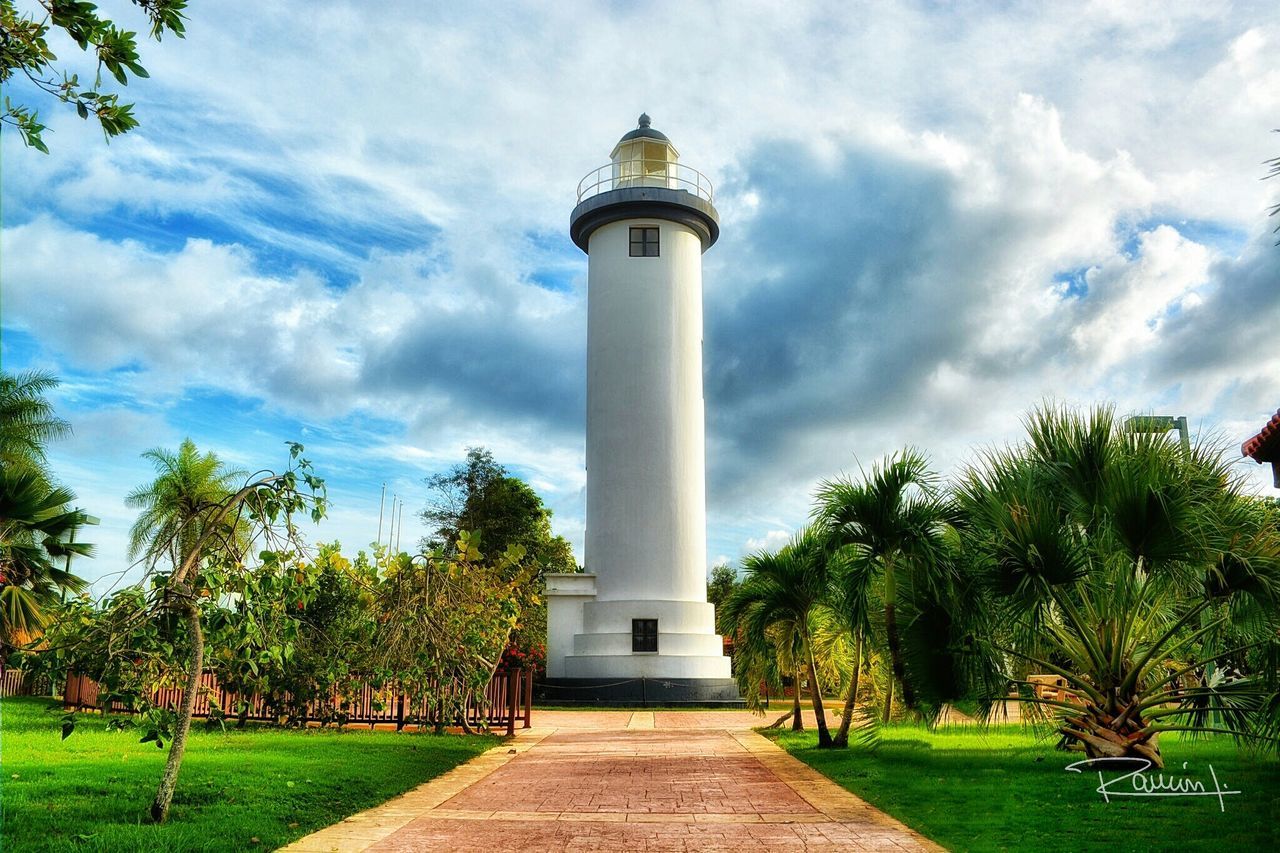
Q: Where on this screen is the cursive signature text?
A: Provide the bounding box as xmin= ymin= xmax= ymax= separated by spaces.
xmin=1065 ymin=758 xmax=1241 ymax=812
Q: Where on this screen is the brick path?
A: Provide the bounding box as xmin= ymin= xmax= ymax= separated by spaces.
xmin=282 ymin=712 xmax=941 ymax=852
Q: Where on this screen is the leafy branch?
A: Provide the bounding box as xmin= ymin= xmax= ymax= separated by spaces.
xmin=0 ymin=0 xmax=186 ymax=152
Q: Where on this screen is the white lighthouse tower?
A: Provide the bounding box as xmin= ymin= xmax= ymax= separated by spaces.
xmin=543 ymin=115 xmax=738 ymax=704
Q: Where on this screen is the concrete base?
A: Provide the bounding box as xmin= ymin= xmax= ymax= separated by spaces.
xmin=535 ymin=677 xmax=745 ymax=708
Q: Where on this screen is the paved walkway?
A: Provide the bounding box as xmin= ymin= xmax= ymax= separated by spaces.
xmin=283 ymin=711 xmax=941 ymax=852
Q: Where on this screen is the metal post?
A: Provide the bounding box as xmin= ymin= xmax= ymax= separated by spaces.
xmin=1175 ymin=416 xmax=1191 ymax=455
xmin=506 ymin=669 xmax=518 ymax=737
xmin=523 ymin=668 xmax=532 ymax=729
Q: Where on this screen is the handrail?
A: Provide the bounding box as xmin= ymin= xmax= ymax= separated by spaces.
xmin=576 ymin=159 xmax=714 ymax=205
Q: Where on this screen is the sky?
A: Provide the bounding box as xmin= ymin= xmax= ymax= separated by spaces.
xmin=3 ymin=0 xmax=1280 ymax=595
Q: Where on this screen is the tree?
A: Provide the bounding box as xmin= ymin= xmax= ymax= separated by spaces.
xmin=815 ymin=450 xmax=958 ymax=717
xmin=956 ymin=404 xmax=1280 ymax=768
xmin=125 ymin=438 xmax=245 ymax=572
xmin=0 ymin=466 xmax=90 ymax=644
xmin=420 ymin=447 xmax=575 ymax=571
xmin=1 ymin=0 xmax=187 ymax=152
xmin=0 ymin=369 xmax=70 ymax=478
xmin=113 ymin=440 xmax=326 ymax=822
xmin=203 ymin=543 xmax=378 ymax=728
xmin=706 ymin=562 xmax=738 ymax=615
xmin=0 ymin=370 xmax=90 ymax=645
xmin=372 ymin=530 xmax=534 ymax=732
xmin=719 ymin=528 xmax=837 ymax=747
xmin=419 ymin=447 xmax=576 ymax=657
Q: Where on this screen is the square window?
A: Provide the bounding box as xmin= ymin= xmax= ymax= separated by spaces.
xmin=629 ymin=227 xmax=659 ymax=257
xmin=632 ymin=618 xmax=658 ymax=653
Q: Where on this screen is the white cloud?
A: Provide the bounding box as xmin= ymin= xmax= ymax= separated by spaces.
xmin=4 ymin=0 xmax=1280 ymax=586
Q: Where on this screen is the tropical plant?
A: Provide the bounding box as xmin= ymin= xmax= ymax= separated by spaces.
xmin=0 ymin=466 xmax=90 ymax=643
xmin=0 ymin=369 xmax=71 ymax=478
xmin=79 ymin=440 xmax=327 ymax=823
xmin=815 ymin=449 xmax=960 ymax=717
xmin=719 ymin=527 xmax=837 ymax=747
xmin=125 ymin=438 xmax=246 ymax=572
xmin=203 ymin=543 xmax=378 ymax=727
xmin=0 ymin=370 xmax=90 ymax=645
xmin=956 ymin=404 xmax=1280 ymax=768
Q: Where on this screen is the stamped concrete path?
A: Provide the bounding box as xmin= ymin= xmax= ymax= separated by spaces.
xmin=283 ymin=710 xmax=941 ymax=852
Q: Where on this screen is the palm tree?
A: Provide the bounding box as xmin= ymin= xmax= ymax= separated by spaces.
xmin=0 ymin=370 xmax=89 ymax=645
xmin=957 ymin=404 xmax=1280 ymax=767
xmin=815 ymin=449 xmax=958 ymax=716
xmin=0 ymin=466 xmax=91 ymax=643
xmin=125 ymin=439 xmax=245 ymax=570
xmin=719 ymin=527 xmax=837 ymax=747
xmin=0 ymin=370 xmax=71 ymax=478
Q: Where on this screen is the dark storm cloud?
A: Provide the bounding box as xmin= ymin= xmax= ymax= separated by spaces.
xmin=1148 ymin=239 xmax=1280 ymax=381
xmin=703 ymin=140 xmax=999 ymax=494
xmin=359 ymin=271 xmax=586 ymax=435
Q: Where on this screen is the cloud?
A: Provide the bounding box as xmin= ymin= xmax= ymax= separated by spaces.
xmin=4 ymin=1 xmax=1279 ymax=587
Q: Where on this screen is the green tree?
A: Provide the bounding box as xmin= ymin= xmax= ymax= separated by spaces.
xmin=0 ymin=466 xmax=90 ymax=643
xmin=419 ymin=447 xmax=576 ymax=659
xmin=815 ymin=449 xmax=959 ymax=716
xmin=706 ymin=562 xmax=738 ymax=615
xmin=956 ymin=404 xmax=1280 ymax=767
xmin=373 ymin=530 xmax=534 ymax=732
xmin=204 ymin=542 xmax=377 ymax=727
xmin=420 ymin=447 xmax=575 ymax=572
xmin=0 ymin=370 xmax=90 ymax=645
xmin=0 ymin=369 xmax=70 ymax=478
xmin=125 ymin=438 xmax=244 ymax=572
xmin=1 ymin=0 xmax=187 ymax=152
xmin=719 ymin=527 xmax=837 ymax=747
xmin=116 ymin=440 xmax=325 ymax=822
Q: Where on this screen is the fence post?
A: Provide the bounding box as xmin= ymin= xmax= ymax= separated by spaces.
xmin=506 ymin=669 xmax=518 ymax=737
xmin=523 ymin=668 xmax=532 ymax=729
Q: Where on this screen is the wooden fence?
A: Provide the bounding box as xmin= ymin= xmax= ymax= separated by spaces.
xmin=64 ymin=668 xmax=534 ymax=736
xmin=1 ymin=668 xmax=53 ymax=698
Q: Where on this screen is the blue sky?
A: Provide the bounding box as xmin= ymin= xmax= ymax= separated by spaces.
xmin=3 ymin=1 xmax=1280 ymax=593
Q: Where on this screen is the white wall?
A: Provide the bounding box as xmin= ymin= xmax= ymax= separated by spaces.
xmin=584 ymin=219 xmax=707 ymax=604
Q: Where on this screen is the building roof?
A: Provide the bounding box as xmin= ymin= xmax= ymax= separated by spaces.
xmin=1242 ymin=408 xmax=1280 ymax=463
xmin=616 ymin=113 xmax=670 ymax=144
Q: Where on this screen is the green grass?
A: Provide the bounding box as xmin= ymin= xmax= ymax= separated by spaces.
xmin=769 ymin=724 xmax=1280 ymax=852
xmin=1 ymin=697 xmax=497 ymax=852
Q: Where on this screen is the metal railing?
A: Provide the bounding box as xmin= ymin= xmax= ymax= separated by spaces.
xmin=576 ymin=158 xmax=714 ymax=204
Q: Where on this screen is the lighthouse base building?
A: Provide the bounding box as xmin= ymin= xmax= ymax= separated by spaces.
xmin=540 ymin=116 xmax=739 ymax=705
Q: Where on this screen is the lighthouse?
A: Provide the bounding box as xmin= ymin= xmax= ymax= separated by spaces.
xmin=543 ymin=115 xmax=738 ymax=704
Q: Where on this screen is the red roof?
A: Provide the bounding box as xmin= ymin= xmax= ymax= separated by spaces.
xmin=1242 ymin=409 xmax=1280 ymax=463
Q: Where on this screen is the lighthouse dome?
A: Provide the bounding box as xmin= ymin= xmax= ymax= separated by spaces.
xmin=610 ymin=113 xmax=679 ymax=163
xmin=615 ymin=113 xmax=671 ymax=145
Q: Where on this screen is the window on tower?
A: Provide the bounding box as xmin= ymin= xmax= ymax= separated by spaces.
xmin=629 ymin=227 xmax=659 ymax=257
xmin=632 ymin=618 xmax=658 ymax=653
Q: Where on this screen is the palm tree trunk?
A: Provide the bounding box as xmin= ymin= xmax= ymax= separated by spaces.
xmin=883 ymin=675 xmax=894 ymax=724
xmin=806 ymin=635 xmax=833 ymax=748
xmin=833 ymin=631 xmax=862 ymax=748
xmin=790 ymin=665 xmax=804 ymax=731
xmin=764 ymin=708 xmax=796 ymax=729
xmin=150 ymin=598 xmax=203 ymax=823
xmin=882 ymin=565 xmax=918 ymax=712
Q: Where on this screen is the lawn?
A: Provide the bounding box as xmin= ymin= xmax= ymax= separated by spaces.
xmin=769 ymin=724 xmax=1280 ymax=852
xmin=1 ymin=696 xmax=497 ymax=852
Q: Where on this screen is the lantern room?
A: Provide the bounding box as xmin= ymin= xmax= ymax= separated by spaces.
xmin=610 ymin=113 xmax=679 ymax=189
